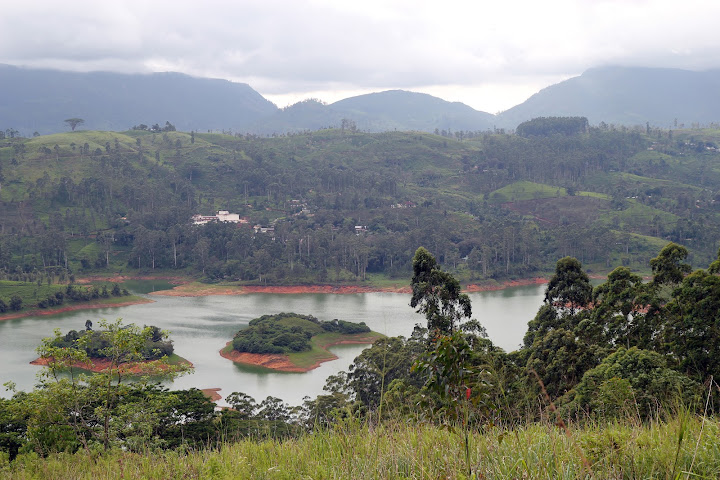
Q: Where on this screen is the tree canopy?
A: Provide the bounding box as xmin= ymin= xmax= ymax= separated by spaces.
xmin=63 ymin=118 xmax=84 ymax=131
xmin=410 ymin=247 xmax=472 ymax=335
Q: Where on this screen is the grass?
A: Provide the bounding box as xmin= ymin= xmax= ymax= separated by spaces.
xmin=3 ymin=416 xmax=719 ymax=479
xmin=287 ymin=331 xmax=386 ymax=368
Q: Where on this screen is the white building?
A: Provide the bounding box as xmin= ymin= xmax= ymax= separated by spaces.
xmin=192 ymin=211 xmax=245 ymax=225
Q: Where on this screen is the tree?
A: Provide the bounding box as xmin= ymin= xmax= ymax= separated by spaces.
xmin=663 ymin=269 xmax=720 ymax=381
xmin=410 ymin=247 xmax=472 ymax=335
xmin=591 ymin=266 xmax=652 ymax=347
xmin=544 ymin=257 xmax=592 ymax=315
xmin=225 ymin=392 xmax=257 ymax=419
xmin=63 ymin=118 xmax=85 ymax=131
xmin=348 ymin=336 xmax=422 ymax=410
xmin=9 ymin=295 xmax=22 ymax=311
xmin=569 ymin=347 xmax=700 ymax=420
xmin=650 ymin=242 xmax=691 ymax=287
xmin=26 ymin=319 xmax=192 ymax=453
xmin=414 ymin=331 xmax=493 ymax=478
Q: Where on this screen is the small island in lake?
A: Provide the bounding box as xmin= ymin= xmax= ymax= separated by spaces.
xmin=31 ymin=321 xmax=192 ymax=375
xmin=220 ymin=312 xmax=384 ymax=372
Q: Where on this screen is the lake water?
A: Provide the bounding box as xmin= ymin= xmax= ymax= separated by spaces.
xmin=0 ymin=283 xmax=545 ymax=406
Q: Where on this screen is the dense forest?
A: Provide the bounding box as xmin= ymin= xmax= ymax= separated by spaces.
xmin=1 ymin=121 xmax=719 ymax=289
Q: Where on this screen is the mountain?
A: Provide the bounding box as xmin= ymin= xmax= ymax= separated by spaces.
xmin=0 ymin=64 xmax=278 ymax=135
xmin=3 ymin=64 xmax=720 ymax=136
xmin=329 ymin=90 xmax=496 ymax=132
xmin=497 ymin=66 xmax=720 ymax=128
xmin=247 ymin=90 xmax=496 ymax=134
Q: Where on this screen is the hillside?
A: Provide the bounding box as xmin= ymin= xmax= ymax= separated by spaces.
xmin=0 ymin=125 xmax=718 ymax=287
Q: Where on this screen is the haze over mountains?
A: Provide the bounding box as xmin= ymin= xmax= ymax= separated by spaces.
xmin=1 ymin=64 xmax=718 ymax=136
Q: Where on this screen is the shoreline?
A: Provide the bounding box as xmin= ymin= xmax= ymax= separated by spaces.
xmin=0 ymin=297 xmax=155 ymax=322
xmin=219 ymin=334 xmax=383 ymax=373
xmin=151 ymin=277 xmax=550 ymax=297
xmin=0 ymin=275 xmax=552 ymax=321
xmin=30 ymin=355 xmax=193 ymax=375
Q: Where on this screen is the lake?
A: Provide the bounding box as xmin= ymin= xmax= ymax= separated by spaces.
xmin=0 ymin=283 xmax=545 ymax=406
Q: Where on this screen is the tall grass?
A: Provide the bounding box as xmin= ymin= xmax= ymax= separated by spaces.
xmin=4 ymin=416 xmax=720 ymax=479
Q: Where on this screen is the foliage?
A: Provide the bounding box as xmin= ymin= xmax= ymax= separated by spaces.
xmin=590 ymin=266 xmax=653 ymax=347
xmin=231 ymin=312 xmax=370 ymax=354
xmin=347 ymin=335 xmax=425 ymax=410
xmin=49 ymin=323 xmax=173 ymax=360
xmin=663 ymin=268 xmax=720 ymax=381
xmin=410 ymin=247 xmax=472 ymax=334
xmin=544 ymin=256 xmax=592 ymax=314
xmin=413 ymin=331 xmax=494 ymax=476
xmin=650 ymin=242 xmax=692 ymax=287
xmin=17 ymin=318 xmax=192 ymax=454
xmin=63 ymin=118 xmax=84 ymax=131
xmin=1 ymin=125 xmax=719 ymax=289
xmin=568 ymin=347 xmax=701 ymax=420
xmin=516 ymin=116 xmax=589 ymax=137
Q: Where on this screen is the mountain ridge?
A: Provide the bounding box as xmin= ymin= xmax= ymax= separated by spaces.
xmin=2 ymin=64 xmax=719 ymax=135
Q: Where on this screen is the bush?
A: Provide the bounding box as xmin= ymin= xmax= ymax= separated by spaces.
xmin=9 ymin=295 xmax=22 ymax=311
xmin=566 ymin=347 xmax=701 ymax=420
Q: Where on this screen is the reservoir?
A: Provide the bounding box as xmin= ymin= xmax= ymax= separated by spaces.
xmin=0 ymin=283 xmax=545 ymax=406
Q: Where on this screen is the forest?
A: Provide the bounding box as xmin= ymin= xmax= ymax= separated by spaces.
xmin=0 ymin=121 xmax=719 ymax=293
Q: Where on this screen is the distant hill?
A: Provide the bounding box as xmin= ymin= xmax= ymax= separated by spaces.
xmin=0 ymin=65 xmax=278 ymax=135
xmin=497 ymin=66 xmax=720 ymax=129
xmin=3 ymin=65 xmax=720 ymax=136
xmin=248 ymin=90 xmax=497 ymax=134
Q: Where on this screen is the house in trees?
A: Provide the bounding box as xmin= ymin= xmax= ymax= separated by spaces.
xmin=192 ymin=210 xmax=246 ymax=225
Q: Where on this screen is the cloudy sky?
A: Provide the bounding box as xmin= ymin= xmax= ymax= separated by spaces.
xmin=1 ymin=0 xmax=719 ymax=113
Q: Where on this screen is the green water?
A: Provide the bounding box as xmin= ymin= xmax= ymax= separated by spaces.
xmin=0 ymin=284 xmax=545 ymax=406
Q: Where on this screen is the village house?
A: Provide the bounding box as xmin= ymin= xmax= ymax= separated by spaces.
xmin=192 ymin=210 xmax=247 ymax=225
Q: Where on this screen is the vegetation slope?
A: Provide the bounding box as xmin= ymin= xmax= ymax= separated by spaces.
xmin=1 ymin=121 xmax=720 ymax=293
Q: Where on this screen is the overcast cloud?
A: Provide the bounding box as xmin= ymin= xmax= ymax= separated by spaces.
xmin=2 ymin=0 xmax=719 ymax=113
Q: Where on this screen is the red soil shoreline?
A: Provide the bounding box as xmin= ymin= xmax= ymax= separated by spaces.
xmin=219 ymin=335 xmax=382 ymax=373
xmin=0 ymin=275 xmax=551 ymax=321
xmin=30 ymin=355 xmax=193 ymax=375
xmin=76 ymin=275 xmax=188 ymax=285
xmin=0 ymin=298 xmax=155 ymax=322
xmin=152 ymin=277 xmax=550 ymax=297
xmin=201 ymin=388 xmax=222 ymax=402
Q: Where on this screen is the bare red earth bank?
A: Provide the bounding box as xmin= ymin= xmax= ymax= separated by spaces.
xmin=220 ymin=335 xmax=382 ymax=373
xmin=0 ymin=298 xmax=154 ymax=322
xmin=30 ymin=356 xmax=192 ymax=375
xmin=201 ymin=388 xmax=222 ymax=402
xmin=151 ymin=277 xmax=550 ymax=297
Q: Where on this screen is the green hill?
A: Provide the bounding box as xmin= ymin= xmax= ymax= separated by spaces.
xmin=0 ymin=125 xmax=719 ymax=285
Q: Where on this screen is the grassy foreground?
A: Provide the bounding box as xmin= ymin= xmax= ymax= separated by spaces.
xmin=4 ymin=416 xmax=719 ymax=479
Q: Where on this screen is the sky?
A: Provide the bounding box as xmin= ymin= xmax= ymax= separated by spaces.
xmin=1 ymin=0 xmax=719 ymax=114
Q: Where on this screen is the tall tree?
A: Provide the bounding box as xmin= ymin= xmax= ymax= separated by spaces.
xmin=544 ymin=256 xmax=592 ymax=315
xmin=410 ymin=247 xmax=472 ymax=335
xmin=63 ymin=118 xmax=85 ymax=131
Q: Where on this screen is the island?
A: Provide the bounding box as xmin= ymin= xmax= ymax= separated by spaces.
xmin=31 ymin=322 xmax=192 ymax=375
xmin=220 ymin=312 xmax=384 ymax=372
